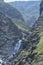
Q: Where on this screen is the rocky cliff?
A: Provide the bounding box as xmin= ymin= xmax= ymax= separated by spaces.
xmin=0 ymin=11 xmax=22 ymax=65
xmin=31 ymin=0 xmax=43 ymax=65
xmin=12 ymin=0 xmax=43 ymax=65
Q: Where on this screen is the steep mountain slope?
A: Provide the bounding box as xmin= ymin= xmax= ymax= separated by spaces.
xmin=0 ymin=2 xmax=29 ymax=31
xmin=32 ymin=2 xmax=43 ymax=65
xmin=0 ymin=12 xmax=22 ymax=65
xmin=30 ymin=1 xmax=43 ymax=65
xmin=11 ymin=1 xmax=43 ymax=65
xmin=0 ymin=1 xmax=43 ymax=65
xmin=10 ymin=1 xmax=41 ymax=27
xmin=0 ymin=2 xmax=24 ymax=21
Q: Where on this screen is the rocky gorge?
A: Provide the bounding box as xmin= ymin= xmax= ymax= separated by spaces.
xmin=0 ymin=0 xmax=43 ymax=65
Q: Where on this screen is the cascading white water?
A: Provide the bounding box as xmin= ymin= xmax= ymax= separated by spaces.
xmin=8 ymin=39 xmax=22 ymax=60
xmin=0 ymin=59 xmax=3 ymax=65
xmin=0 ymin=59 xmax=7 ymax=65
xmin=13 ymin=39 xmax=22 ymax=54
xmin=0 ymin=39 xmax=22 ymax=65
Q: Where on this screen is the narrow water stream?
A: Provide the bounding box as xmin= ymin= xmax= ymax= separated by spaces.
xmin=13 ymin=39 xmax=22 ymax=54
xmin=0 ymin=39 xmax=22 ymax=65
xmin=8 ymin=39 xmax=22 ymax=60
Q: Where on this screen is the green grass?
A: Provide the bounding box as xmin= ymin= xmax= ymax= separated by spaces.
xmin=39 ymin=61 xmax=43 ymax=65
xmin=35 ymin=32 xmax=43 ymax=55
xmin=32 ymin=32 xmax=43 ymax=65
xmin=15 ymin=22 xmax=29 ymax=31
xmin=12 ymin=19 xmax=29 ymax=32
xmin=33 ymin=32 xmax=43 ymax=55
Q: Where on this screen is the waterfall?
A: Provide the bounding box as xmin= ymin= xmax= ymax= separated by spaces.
xmin=0 ymin=59 xmax=3 ymax=65
xmin=8 ymin=39 xmax=22 ymax=60
xmin=13 ymin=39 xmax=22 ymax=54
xmin=0 ymin=59 xmax=7 ymax=65
xmin=0 ymin=39 xmax=22 ymax=65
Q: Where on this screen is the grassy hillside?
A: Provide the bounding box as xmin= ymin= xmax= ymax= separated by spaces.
xmin=36 ymin=32 xmax=43 ymax=55
xmin=32 ymin=32 xmax=43 ymax=65
xmin=32 ymin=13 xmax=43 ymax=65
xmin=0 ymin=2 xmax=29 ymax=32
xmin=12 ymin=19 xmax=29 ymax=32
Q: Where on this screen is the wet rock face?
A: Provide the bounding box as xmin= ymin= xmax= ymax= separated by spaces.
xmin=0 ymin=12 xmax=22 ymax=58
